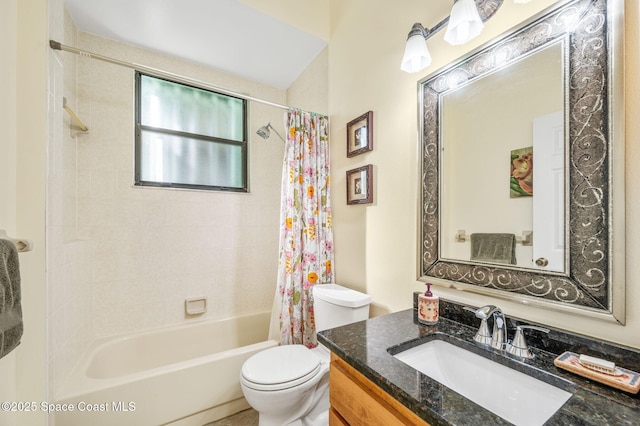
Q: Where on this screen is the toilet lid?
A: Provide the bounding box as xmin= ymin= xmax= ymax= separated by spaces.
xmin=241 ymin=345 xmax=321 ymax=390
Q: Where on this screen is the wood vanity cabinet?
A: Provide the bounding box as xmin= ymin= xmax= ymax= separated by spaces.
xmin=329 ymin=353 xmax=430 ymax=426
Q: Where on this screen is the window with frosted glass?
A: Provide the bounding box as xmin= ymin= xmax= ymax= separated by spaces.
xmin=135 ymin=73 xmax=247 ymax=191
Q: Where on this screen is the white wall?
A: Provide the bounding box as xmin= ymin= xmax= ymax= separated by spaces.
xmin=328 ymin=0 xmax=640 ymax=349
xmin=3 ymin=3 xmax=50 ymax=424
xmin=13 ymin=0 xmax=49 ymax=425
xmin=0 ymin=1 xmax=19 ymax=424
xmin=288 ymin=47 xmax=329 ymax=116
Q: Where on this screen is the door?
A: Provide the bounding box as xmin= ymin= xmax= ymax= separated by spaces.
xmin=532 ymin=110 xmax=565 ymax=272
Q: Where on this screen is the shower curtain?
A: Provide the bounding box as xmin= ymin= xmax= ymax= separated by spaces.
xmin=275 ymin=109 xmax=334 ymax=347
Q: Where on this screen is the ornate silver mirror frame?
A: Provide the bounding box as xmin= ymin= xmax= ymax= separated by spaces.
xmin=418 ymin=0 xmax=625 ymax=323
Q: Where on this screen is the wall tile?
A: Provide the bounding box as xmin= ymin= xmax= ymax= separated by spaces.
xmin=75 ymin=33 xmax=286 ymax=337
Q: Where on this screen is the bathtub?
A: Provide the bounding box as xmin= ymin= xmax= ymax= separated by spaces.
xmin=55 ymin=312 xmax=277 ymax=426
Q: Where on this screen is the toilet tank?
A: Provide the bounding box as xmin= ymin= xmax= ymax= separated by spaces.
xmin=313 ymin=284 xmax=371 ymax=331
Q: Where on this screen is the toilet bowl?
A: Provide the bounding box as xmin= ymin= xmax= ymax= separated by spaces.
xmin=241 ymin=344 xmax=331 ymax=426
xmin=240 ymin=284 xmax=370 ymax=426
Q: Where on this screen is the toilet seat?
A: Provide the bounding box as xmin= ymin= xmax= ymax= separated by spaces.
xmin=241 ymin=345 xmax=322 ymax=391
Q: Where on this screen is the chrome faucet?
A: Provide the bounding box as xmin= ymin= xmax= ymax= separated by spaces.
xmin=464 ymin=305 xmax=507 ymax=350
xmin=465 ymin=305 xmax=551 ymax=359
xmin=489 ymin=307 xmax=507 ymax=351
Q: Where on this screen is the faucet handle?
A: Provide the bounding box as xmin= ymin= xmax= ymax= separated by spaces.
xmin=463 ymin=305 xmax=497 ymax=320
xmin=474 ymin=318 xmax=493 ymax=346
xmin=463 ymin=306 xmax=493 ymax=345
xmin=506 ymin=325 xmax=549 ymax=359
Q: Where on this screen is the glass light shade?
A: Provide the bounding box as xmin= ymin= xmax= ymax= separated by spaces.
xmin=401 ymin=34 xmax=432 ymax=73
xmin=444 ymin=0 xmax=484 ymax=45
xmin=514 ymin=0 xmax=533 ymax=3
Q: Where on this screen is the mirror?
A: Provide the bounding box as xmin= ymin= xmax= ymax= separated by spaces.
xmin=418 ymin=0 xmax=625 ymax=322
xmin=440 ymin=40 xmax=565 ymax=272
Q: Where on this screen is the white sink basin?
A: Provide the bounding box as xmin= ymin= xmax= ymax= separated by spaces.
xmin=392 ymin=339 xmax=572 ymax=426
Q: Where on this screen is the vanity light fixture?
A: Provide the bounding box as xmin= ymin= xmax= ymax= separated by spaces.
xmin=444 ymin=0 xmax=485 ymax=45
xmin=400 ymin=23 xmax=432 ymax=73
xmin=401 ymin=0 xmax=533 ymax=73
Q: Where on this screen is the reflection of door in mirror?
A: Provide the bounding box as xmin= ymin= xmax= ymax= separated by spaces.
xmin=533 ymin=111 xmax=565 ymax=272
xmin=440 ymin=41 xmax=564 ymax=271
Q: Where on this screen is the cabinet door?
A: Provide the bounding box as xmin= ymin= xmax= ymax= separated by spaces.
xmin=329 ymin=356 xmax=429 ymax=426
xmin=329 ymin=407 xmax=349 ymax=426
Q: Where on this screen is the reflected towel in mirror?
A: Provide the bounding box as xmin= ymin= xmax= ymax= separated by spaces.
xmin=470 ymin=233 xmax=517 ymax=265
xmin=0 ymin=239 xmax=23 ymax=359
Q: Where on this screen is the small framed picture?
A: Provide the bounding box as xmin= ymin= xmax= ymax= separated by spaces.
xmin=347 ymin=111 xmax=373 ymax=157
xmin=346 ymin=164 xmax=373 ymax=205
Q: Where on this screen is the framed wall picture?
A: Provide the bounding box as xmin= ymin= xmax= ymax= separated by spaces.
xmin=346 ymin=111 xmax=373 ymax=157
xmin=346 ymin=164 xmax=373 ymax=205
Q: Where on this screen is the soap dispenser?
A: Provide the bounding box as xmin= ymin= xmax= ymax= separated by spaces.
xmin=418 ymin=283 xmax=439 ymax=325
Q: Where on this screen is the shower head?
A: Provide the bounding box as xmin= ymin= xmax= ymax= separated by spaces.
xmin=256 ymin=124 xmax=271 ymax=139
xmin=256 ymin=123 xmax=285 ymax=142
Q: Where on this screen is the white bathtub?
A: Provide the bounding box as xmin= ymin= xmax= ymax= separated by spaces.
xmin=55 ymin=312 xmax=277 ymax=426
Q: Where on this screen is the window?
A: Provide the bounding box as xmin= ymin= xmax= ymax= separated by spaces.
xmin=135 ymin=72 xmax=248 ymax=192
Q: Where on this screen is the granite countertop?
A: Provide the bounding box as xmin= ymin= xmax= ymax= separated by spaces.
xmin=317 ymin=299 xmax=640 ymax=425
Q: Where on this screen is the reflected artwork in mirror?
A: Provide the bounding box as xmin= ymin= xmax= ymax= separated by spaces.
xmin=418 ymin=0 xmax=625 ymax=322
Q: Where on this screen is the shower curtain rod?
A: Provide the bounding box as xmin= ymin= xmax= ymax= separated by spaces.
xmin=49 ymin=40 xmax=290 ymax=111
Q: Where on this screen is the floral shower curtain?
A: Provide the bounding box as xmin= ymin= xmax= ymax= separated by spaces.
xmin=275 ymin=108 xmax=334 ymax=347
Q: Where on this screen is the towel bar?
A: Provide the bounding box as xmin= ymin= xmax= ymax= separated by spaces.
xmin=0 ymin=229 xmax=33 ymax=253
xmin=455 ymin=230 xmax=532 ymax=246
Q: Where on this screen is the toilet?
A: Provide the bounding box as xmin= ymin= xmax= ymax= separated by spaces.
xmin=240 ymin=284 xmax=371 ymax=426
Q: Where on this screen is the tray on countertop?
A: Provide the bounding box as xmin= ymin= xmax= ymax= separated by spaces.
xmin=554 ymin=352 xmax=640 ymax=394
